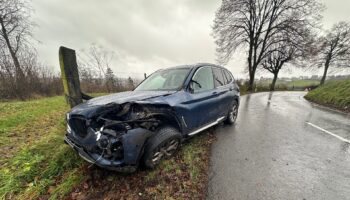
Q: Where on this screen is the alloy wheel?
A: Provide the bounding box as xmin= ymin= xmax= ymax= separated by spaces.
xmin=151 ymin=139 xmax=180 ymax=164
xmin=229 ymin=104 xmax=238 ymax=122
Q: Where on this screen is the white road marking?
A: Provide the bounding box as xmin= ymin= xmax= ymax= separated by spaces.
xmin=306 ymin=122 xmax=350 ymax=144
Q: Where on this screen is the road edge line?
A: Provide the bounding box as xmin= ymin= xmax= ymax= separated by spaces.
xmin=306 ymin=122 xmax=350 ymax=144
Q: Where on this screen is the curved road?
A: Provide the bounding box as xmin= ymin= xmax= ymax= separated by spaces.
xmin=207 ymin=92 xmax=350 ymax=200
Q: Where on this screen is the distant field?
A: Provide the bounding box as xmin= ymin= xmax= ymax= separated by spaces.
xmin=238 ymin=79 xmax=321 ymax=94
xmin=283 ymin=79 xmax=320 ymax=88
xmin=0 ymin=96 xmax=213 ymax=199
xmin=256 ymin=79 xmax=320 ymax=89
xmin=305 ymin=79 xmax=350 ymax=112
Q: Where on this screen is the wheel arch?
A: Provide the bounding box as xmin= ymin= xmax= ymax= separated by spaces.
xmin=149 ymin=113 xmax=184 ymax=134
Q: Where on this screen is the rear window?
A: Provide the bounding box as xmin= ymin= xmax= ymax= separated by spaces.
xmin=224 ymin=69 xmax=233 ymax=84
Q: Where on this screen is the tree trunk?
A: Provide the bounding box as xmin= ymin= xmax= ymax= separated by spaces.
xmin=247 ymin=36 xmax=254 ymax=92
xmin=0 ymin=19 xmax=26 ymax=99
xmin=247 ymin=69 xmax=255 ymax=91
xmin=270 ymin=73 xmax=278 ymax=91
xmin=247 ymin=59 xmax=256 ymax=91
xmin=320 ymin=59 xmax=330 ymax=85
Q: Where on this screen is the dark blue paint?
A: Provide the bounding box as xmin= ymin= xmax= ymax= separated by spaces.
xmin=70 ymin=63 xmax=239 ymax=134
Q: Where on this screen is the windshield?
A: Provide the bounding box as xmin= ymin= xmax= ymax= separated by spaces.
xmin=135 ymin=68 xmax=191 ymax=91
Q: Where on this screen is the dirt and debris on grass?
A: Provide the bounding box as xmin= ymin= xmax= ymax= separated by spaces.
xmin=64 ymin=132 xmax=216 ymax=200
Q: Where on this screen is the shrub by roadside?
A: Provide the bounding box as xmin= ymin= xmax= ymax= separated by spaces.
xmin=305 ymin=79 xmax=350 ymax=112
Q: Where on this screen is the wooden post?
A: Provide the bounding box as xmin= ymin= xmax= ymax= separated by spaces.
xmin=59 ymin=46 xmax=83 ymax=108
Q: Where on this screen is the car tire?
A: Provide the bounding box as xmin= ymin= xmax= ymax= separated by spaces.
xmin=142 ymin=126 xmax=182 ymax=169
xmin=224 ymin=101 xmax=238 ymax=125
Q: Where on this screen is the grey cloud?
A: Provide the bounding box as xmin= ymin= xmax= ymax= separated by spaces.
xmin=31 ymin=0 xmax=350 ymax=79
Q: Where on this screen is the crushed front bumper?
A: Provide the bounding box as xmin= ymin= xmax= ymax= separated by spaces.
xmin=64 ymin=127 xmax=153 ymax=173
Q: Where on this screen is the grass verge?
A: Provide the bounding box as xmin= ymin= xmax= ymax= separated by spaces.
xmin=66 ymin=133 xmax=215 ymax=200
xmin=305 ymin=79 xmax=350 ymax=112
xmin=0 ymin=95 xmax=215 ymax=199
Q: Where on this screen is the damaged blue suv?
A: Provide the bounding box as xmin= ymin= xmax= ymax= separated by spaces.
xmin=64 ymin=63 xmax=240 ymax=172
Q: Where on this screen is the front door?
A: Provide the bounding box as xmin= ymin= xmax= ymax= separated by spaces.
xmin=179 ymin=66 xmax=219 ymax=132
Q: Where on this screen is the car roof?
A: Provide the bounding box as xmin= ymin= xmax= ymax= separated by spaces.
xmin=161 ymin=63 xmax=226 ymax=70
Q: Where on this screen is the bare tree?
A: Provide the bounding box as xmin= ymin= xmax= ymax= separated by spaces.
xmin=85 ymin=44 xmax=114 ymax=79
xmin=79 ymin=44 xmax=116 ymax=92
xmin=262 ymin=25 xmax=313 ymax=91
xmin=315 ymin=22 xmax=350 ymax=85
xmin=0 ymin=0 xmax=34 ymax=98
xmin=0 ymin=47 xmax=63 ymax=99
xmin=0 ymin=47 xmax=16 ymax=98
xmin=213 ymin=0 xmax=322 ymax=91
xmin=262 ymin=45 xmax=293 ymax=90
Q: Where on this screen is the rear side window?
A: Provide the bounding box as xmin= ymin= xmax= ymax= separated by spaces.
xmin=191 ymin=67 xmax=214 ymax=93
xmin=212 ymin=67 xmax=225 ymax=87
xmin=224 ymin=69 xmax=233 ymax=84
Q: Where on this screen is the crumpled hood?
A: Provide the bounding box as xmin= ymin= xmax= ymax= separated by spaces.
xmin=69 ymin=90 xmax=176 ymax=117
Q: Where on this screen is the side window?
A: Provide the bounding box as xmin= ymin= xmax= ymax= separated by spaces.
xmin=191 ymin=67 xmax=214 ymax=93
xmin=212 ymin=67 xmax=225 ymax=87
xmin=222 ymin=69 xmax=229 ymax=85
xmin=224 ymin=69 xmax=233 ymax=84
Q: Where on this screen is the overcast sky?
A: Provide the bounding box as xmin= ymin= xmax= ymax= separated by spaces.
xmin=31 ymin=0 xmax=350 ymax=79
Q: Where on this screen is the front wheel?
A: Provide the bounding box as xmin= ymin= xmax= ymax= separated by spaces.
xmin=224 ymin=102 xmax=238 ymax=125
xmin=142 ymin=126 xmax=182 ymax=169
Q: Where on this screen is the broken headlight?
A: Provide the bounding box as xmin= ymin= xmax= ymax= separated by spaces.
xmin=67 ymin=124 xmax=72 ymax=133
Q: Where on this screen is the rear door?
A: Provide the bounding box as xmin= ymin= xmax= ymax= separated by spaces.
xmin=212 ymin=67 xmax=232 ymax=119
xmin=222 ymin=68 xmax=237 ymax=111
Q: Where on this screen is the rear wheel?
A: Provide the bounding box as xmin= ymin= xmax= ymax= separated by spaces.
xmin=143 ymin=126 xmax=182 ymax=169
xmin=225 ymin=101 xmax=238 ymax=125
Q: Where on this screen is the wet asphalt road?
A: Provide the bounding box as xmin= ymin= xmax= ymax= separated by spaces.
xmin=207 ymin=92 xmax=350 ymax=200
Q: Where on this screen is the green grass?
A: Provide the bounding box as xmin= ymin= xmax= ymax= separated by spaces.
xmin=0 ymin=96 xmax=86 ymax=199
xmin=0 ymin=97 xmax=65 ymax=135
xmin=305 ymin=79 xmax=350 ymax=111
xmin=0 ymin=95 xmax=213 ymax=199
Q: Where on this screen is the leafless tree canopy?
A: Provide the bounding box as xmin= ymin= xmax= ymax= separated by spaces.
xmin=315 ymin=22 xmax=350 ymax=84
xmin=262 ymin=44 xmax=294 ymax=90
xmin=261 ymin=23 xmax=314 ymax=90
xmin=77 ymin=44 xmax=138 ymax=93
xmin=213 ymin=0 xmax=322 ymax=90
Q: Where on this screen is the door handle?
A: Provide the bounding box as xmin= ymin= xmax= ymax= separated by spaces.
xmin=212 ymin=91 xmax=218 ymax=95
